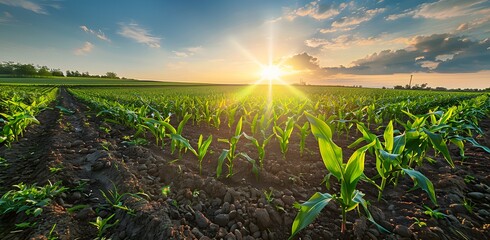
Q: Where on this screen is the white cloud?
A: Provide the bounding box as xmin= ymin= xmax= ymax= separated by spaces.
xmin=173 ymin=46 xmax=203 ymax=57
xmin=0 ymin=0 xmax=47 ymax=14
xmin=331 ymin=8 xmax=385 ymax=28
xmin=187 ymin=46 xmax=203 ymax=53
xmin=118 ymin=22 xmax=161 ymax=48
xmin=414 ymin=0 xmax=485 ymax=19
xmin=306 ymin=34 xmax=383 ymax=50
xmin=387 ymin=0 xmax=486 ymax=20
xmin=455 ymin=15 xmax=490 ymax=32
xmin=80 ymin=25 xmax=111 ymax=42
xmin=319 ymin=26 xmax=354 ymax=33
xmin=283 ymin=1 xmax=346 ymax=21
xmin=173 ymin=51 xmax=188 ymax=57
xmin=74 ymin=42 xmax=94 ymax=55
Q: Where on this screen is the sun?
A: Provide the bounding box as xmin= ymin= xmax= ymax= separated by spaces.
xmin=260 ymin=65 xmax=282 ymax=81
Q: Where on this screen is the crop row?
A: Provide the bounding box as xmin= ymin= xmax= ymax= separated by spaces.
xmin=0 ymin=86 xmax=58 ymax=146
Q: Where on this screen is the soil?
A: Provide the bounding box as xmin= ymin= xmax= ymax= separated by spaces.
xmin=0 ymin=87 xmax=489 ymax=240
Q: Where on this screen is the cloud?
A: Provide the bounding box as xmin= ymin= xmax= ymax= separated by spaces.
xmin=319 ymin=26 xmax=354 ymax=33
xmin=387 ymin=0 xmax=487 ymax=20
xmin=305 ymin=34 xmax=382 ymax=50
xmin=74 ymin=42 xmax=94 ymax=55
xmin=118 ymin=22 xmax=161 ymax=48
xmin=283 ymin=52 xmax=321 ymax=71
xmin=283 ymin=1 xmax=347 ymax=21
xmin=455 ymin=16 xmax=490 ymax=32
xmin=0 ymin=0 xmax=48 ymax=14
xmin=331 ymin=8 xmax=385 ymax=29
xmin=0 ymin=11 xmax=13 ymax=23
xmin=80 ymin=25 xmax=111 ymax=42
xmin=323 ymin=33 xmax=490 ymax=75
xmin=173 ymin=46 xmax=203 ymax=57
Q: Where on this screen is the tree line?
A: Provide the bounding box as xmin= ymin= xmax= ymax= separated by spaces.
xmin=0 ymin=61 xmax=119 ymax=79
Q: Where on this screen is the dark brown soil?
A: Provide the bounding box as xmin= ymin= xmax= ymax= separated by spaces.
xmin=0 ymin=88 xmax=489 ymax=240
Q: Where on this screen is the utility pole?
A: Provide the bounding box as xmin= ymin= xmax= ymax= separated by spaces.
xmin=409 ymin=75 xmax=413 ymax=89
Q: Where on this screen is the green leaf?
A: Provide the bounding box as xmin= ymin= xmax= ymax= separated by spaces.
xmin=345 ymin=141 xmax=376 ymax=184
xmin=353 ymin=190 xmax=390 ymax=233
xmin=393 ymin=133 xmax=406 ymax=155
xmin=383 ymin=121 xmax=394 ymax=152
xmin=306 ymin=112 xmax=343 ymax=180
xmin=402 ymin=168 xmax=437 ymax=205
xmin=424 ymin=130 xmax=454 ymax=168
xmin=239 ymin=152 xmax=259 ymax=178
xmin=170 ymin=134 xmax=196 ymax=155
xmin=216 ymin=149 xmax=229 ymax=178
xmin=290 ymin=192 xmax=333 ymax=239
xmin=305 ymin=112 xmax=332 ymax=139
xmin=235 ymin=117 xmax=243 ymax=136
xmin=33 ymin=207 xmax=43 ymax=217
xmin=317 ymin=137 xmax=343 ymax=180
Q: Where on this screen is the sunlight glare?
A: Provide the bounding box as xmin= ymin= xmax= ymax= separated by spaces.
xmin=261 ymin=65 xmax=282 ymax=81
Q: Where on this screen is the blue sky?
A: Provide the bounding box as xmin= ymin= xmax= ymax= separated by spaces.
xmin=0 ymin=0 xmax=489 ymax=88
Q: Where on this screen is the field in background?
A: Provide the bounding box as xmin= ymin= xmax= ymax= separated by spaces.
xmin=0 ymin=77 xmax=199 ymax=86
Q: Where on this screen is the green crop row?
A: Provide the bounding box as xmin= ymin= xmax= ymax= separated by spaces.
xmin=0 ymin=86 xmax=58 ymax=146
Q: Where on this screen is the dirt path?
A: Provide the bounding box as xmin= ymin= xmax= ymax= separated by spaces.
xmin=0 ymin=88 xmax=489 ymax=240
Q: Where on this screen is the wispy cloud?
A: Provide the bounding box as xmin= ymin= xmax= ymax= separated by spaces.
xmin=306 ymin=34 xmax=383 ymax=50
xmin=118 ymin=22 xmax=161 ymax=48
xmin=280 ymin=1 xmax=347 ymax=21
xmin=455 ymin=15 xmax=490 ymax=32
xmin=80 ymin=25 xmax=110 ymax=42
xmin=0 ymin=0 xmax=48 ymax=14
xmin=331 ymin=8 xmax=385 ymax=29
xmin=74 ymin=42 xmax=94 ymax=55
xmin=173 ymin=46 xmax=203 ymax=57
xmin=387 ymin=0 xmax=486 ymax=20
xmin=0 ymin=11 xmax=13 ymax=23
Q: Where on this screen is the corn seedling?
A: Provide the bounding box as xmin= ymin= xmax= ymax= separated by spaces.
xmin=99 ymin=184 xmax=149 ymax=215
xmin=90 ymin=214 xmax=119 ymax=240
xmin=423 ymin=205 xmax=446 ymax=219
xmin=290 ymin=113 xmax=385 ymax=239
xmin=273 ymin=117 xmax=295 ymax=158
xmin=194 ymin=134 xmax=213 ymax=174
xmin=296 ymin=122 xmax=311 ymax=157
xmin=243 ymin=132 xmax=273 ymax=168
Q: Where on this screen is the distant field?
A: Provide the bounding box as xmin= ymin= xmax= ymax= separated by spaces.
xmin=0 ymin=77 xmax=199 ymax=86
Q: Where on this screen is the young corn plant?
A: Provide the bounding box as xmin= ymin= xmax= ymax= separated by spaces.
xmin=99 ymin=184 xmax=149 ymax=215
xmin=90 ymin=214 xmax=119 ymax=240
xmin=243 ymin=132 xmax=274 ymax=168
xmin=217 ymin=118 xmax=259 ymax=178
xmin=296 ymin=122 xmax=311 ymax=157
xmin=291 ymin=113 xmax=383 ymax=238
xmin=350 ymin=121 xmax=438 ymax=204
xmin=194 ymin=134 xmax=213 ymax=174
xmin=273 ymin=117 xmax=295 ymax=158
xmin=217 ymin=117 xmax=243 ymax=178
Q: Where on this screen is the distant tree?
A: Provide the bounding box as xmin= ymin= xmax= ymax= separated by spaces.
xmin=14 ymin=64 xmax=37 ymax=76
xmin=0 ymin=61 xmax=15 ymax=75
xmin=51 ymin=69 xmax=64 ymax=77
xmin=394 ymin=85 xmax=404 ymax=89
xmin=37 ymin=66 xmax=52 ymax=76
xmin=81 ymin=71 xmax=90 ymax=77
xmin=105 ymin=72 xmax=118 ymax=79
xmin=435 ymin=87 xmax=447 ymax=91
